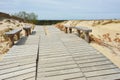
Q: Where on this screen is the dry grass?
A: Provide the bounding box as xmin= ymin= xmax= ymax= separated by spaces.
xmin=90 ymin=33 xmax=120 ymax=55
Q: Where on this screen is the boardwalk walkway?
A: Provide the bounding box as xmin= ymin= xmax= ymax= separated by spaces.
xmin=0 ymin=25 xmax=120 ymax=80
xmin=0 ymin=26 xmax=40 ymax=80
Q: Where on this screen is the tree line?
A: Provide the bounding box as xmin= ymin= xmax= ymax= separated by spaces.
xmin=13 ymin=11 xmax=66 ymax=25
xmin=13 ymin=11 xmax=38 ymax=24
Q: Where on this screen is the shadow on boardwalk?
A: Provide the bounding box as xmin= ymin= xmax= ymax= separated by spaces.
xmin=15 ymin=31 xmax=37 ymax=45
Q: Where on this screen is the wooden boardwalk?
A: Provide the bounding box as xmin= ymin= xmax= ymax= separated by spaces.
xmin=0 ymin=26 xmax=41 ymax=80
xmin=0 ymin=25 xmax=120 ymax=80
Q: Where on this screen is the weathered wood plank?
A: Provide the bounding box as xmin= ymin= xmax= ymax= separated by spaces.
xmin=5 ymin=29 xmax=22 ymax=47
xmin=37 ymin=25 xmax=120 ymax=80
xmin=1 ymin=25 xmax=120 ymax=80
xmin=0 ymin=26 xmax=41 ymax=80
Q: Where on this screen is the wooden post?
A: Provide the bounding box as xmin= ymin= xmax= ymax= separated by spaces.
xmin=29 ymin=28 xmax=31 ymax=34
xmin=24 ymin=29 xmax=29 ymax=36
xmin=27 ymin=29 xmax=29 ymax=36
xmin=8 ymin=35 xmax=14 ymax=47
xmin=65 ymin=27 xmax=68 ymax=33
xmin=27 ymin=28 xmax=31 ymax=35
xmin=16 ymin=33 xmax=20 ymax=40
xmin=69 ymin=28 xmax=72 ymax=33
xmin=84 ymin=32 xmax=90 ymax=43
xmin=77 ymin=30 xmax=81 ymax=37
xmin=26 ymin=29 xmax=28 ymax=36
xmin=23 ymin=27 xmax=31 ymax=36
xmin=5 ymin=29 xmax=22 ymax=47
xmin=75 ymin=26 xmax=92 ymax=43
xmin=27 ymin=28 xmax=30 ymax=35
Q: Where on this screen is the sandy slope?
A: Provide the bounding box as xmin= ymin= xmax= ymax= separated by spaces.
xmin=56 ymin=20 xmax=120 ymax=68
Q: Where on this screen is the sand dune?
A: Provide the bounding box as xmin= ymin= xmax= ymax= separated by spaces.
xmin=56 ymin=20 xmax=120 ymax=68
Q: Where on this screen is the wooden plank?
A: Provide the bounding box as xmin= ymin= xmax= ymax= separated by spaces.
xmin=0 ymin=67 xmax=35 ymax=79
xmin=4 ymin=72 xmax=35 ymax=80
xmin=0 ymin=63 xmax=35 ymax=75
xmin=75 ymin=26 xmax=92 ymax=32
xmin=1 ymin=25 xmax=120 ymax=80
xmin=84 ymin=68 xmax=120 ymax=77
xmin=0 ymin=26 xmax=41 ymax=79
xmin=0 ymin=59 xmax=36 ymax=70
xmin=23 ymin=26 xmax=32 ymax=36
xmin=37 ymin=26 xmax=120 ymax=80
xmin=37 ymin=72 xmax=84 ymax=80
xmin=87 ymin=73 xmax=120 ymax=80
xmin=38 ymin=68 xmax=81 ymax=77
xmin=5 ymin=29 xmax=22 ymax=47
xmin=5 ymin=29 xmax=22 ymax=35
xmin=81 ymin=64 xmax=117 ymax=72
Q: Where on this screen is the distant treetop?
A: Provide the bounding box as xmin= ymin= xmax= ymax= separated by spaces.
xmin=13 ymin=11 xmax=38 ymax=24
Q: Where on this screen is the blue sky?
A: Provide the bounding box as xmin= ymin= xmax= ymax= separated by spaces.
xmin=0 ymin=0 xmax=120 ymax=20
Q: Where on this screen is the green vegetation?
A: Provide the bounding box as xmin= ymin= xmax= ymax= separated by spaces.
xmin=36 ymin=20 xmax=67 ymax=25
xmin=13 ymin=11 xmax=38 ymax=24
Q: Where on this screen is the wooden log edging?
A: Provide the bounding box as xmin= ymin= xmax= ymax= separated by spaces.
xmin=64 ymin=25 xmax=69 ymax=33
xmin=64 ymin=25 xmax=74 ymax=33
xmin=5 ymin=29 xmax=22 ymax=47
xmin=75 ymin=26 xmax=92 ymax=43
xmin=23 ymin=26 xmax=32 ymax=36
xmin=66 ymin=26 xmax=92 ymax=43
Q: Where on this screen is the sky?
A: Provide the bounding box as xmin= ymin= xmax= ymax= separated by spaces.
xmin=0 ymin=0 xmax=120 ymax=20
